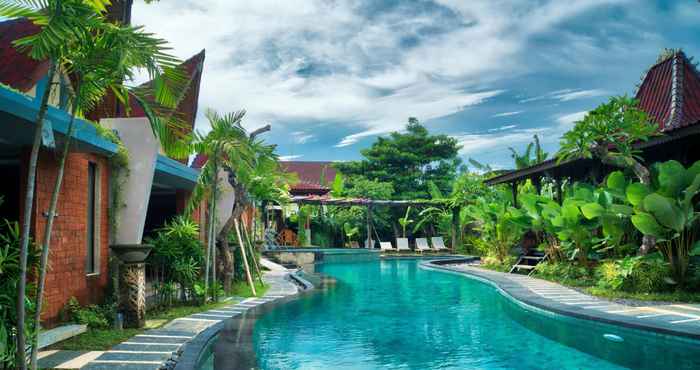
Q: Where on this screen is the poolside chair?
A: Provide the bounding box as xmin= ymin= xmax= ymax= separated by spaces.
xmin=349 ymin=241 xmax=360 ymax=249
xmin=380 ymin=242 xmax=395 ymax=252
xmin=415 ymin=238 xmax=432 ymax=253
xmin=396 ymin=238 xmax=411 ymax=252
xmin=431 ymin=237 xmax=449 ymax=252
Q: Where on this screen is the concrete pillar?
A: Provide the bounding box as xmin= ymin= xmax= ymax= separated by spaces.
xmin=100 ymin=117 xmax=158 ymax=245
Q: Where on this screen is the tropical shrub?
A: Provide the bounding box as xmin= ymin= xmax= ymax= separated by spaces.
xmin=625 ymin=160 xmax=700 ymax=284
xmin=595 ymin=255 xmax=669 ymax=293
xmin=146 ymin=216 xmax=204 ymax=304
xmin=63 ymin=297 xmax=112 ymax=329
xmin=534 ymin=261 xmax=595 ymax=286
xmin=481 ymin=255 xmax=517 ymax=272
xmin=465 ymin=192 xmax=523 ymax=263
xmin=0 ymin=220 xmax=39 ymax=367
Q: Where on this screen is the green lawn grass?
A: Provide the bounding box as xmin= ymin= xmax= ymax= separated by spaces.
xmin=48 ymin=328 xmax=143 ymax=351
xmin=51 ymin=281 xmax=268 ymax=351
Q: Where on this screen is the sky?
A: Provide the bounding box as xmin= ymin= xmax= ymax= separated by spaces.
xmin=132 ymin=0 xmax=700 ymax=170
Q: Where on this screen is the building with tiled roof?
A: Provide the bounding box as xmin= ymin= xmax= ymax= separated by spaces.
xmin=486 ymin=50 xmax=700 ymax=188
xmin=0 ymin=2 xmax=205 ymax=326
xmin=280 ymin=161 xmax=337 ymax=196
xmin=0 ymin=18 xmax=47 ymax=92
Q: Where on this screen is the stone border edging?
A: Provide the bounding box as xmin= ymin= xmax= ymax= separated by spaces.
xmin=420 ymin=258 xmax=700 ymax=341
xmin=173 ymin=270 xmax=314 ymax=370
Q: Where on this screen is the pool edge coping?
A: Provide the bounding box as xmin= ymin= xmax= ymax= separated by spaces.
xmin=172 ymin=269 xmax=314 ymax=370
xmin=421 ymin=258 xmax=700 ymax=342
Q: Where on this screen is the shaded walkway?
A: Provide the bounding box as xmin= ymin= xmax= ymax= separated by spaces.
xmin=38 ymin=261 xmax=300 ymax=369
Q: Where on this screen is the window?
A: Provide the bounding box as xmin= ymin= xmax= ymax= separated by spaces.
xmin=86 ymin=162 xmax=100 ymax=274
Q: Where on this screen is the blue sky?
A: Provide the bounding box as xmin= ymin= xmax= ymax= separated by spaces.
xmin=133 ymin=0 xmax=700 ymax=170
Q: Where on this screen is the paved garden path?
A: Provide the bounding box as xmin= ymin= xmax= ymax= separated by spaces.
xmin=38 ymin=261 xmax=299 ymax=370
xmin=440 ymin=262 xmax=700 ymax=337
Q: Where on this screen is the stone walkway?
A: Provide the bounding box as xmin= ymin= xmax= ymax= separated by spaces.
xmin=39 ymin=261 xmax=300 ymax=370
xmin=425 ymin=260 xmax=700 ymax=339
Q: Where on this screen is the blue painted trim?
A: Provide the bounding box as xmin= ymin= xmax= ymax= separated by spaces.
xmin=0 ymin=81 xmax=118 ymax=156
xmin=155 ymin=154 xmax=199 ymax=187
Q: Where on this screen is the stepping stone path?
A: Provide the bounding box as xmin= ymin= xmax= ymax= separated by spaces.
xmin=39 ymin=261 xmax=300 ymax=370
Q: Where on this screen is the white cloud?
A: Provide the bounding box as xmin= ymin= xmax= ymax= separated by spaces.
xmin=279 ymin=155 xmax=303 ymax=161
xmin=457 ymin=127 xmax=548 ymax=156
xmin=488 ymin=124 xmax=518 ymax=132
xmin=291 ymin=131 xmax=315 ymax=144
xmin=492 ymin=111 xmax=523 ymax=117
xmin=556 ymin=110 xmax=588 ymax=128
xmin=131 ymin=0 xmax=629 ymax=145
xmin=520 ymin=88 xmax=608 ymax=103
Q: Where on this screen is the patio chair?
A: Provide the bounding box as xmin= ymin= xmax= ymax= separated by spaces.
xmin=415 ymin=238 xmax=432 ymax=253
xmin=396 ymin=237 xmax=411 ymax=252
xmin=380 ymin=242 xmax=395 ymax=252
xmin=431 ymin=237 xmax=449 ymax=252
xmin=349 ymin=241 xmax=360 ymax=249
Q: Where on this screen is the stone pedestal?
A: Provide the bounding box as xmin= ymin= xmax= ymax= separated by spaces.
xmin=111 ymin=244 xmax=152 ymax=329
xmin=118 ymin=262 xmax=146 ymax=328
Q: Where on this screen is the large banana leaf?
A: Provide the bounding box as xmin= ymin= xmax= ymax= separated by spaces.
xmin=643 ymin=193 xmax=685 ymax=232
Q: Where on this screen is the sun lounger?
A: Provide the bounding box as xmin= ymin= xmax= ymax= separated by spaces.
xmin=380 ymin=242 xmax=394 ymax=251
xmin=431 ymin=237 xmax=449 ymax=251
xmin=396 ymin=238 xmax=411 ymax=252
xmin=415 ymin=238 xmax=431 ymax=253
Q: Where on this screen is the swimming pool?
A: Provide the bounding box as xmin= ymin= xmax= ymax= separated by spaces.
xmin=203 ymin=259 xmax=700 ymax=369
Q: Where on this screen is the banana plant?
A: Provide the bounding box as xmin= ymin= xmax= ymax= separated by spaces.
xmin=577 ymin=172 xmax=635 ymax=252
xmin=398 ymin=206 xmax=413 ymax=238
xmin=624 ymin=160 xmax=700 ymax=284
xmin=465 ymin=194 xmax=523 ymax=263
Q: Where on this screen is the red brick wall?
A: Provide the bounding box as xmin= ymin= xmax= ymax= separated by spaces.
xmin=30 ymin=151 xmax=111 ymax=326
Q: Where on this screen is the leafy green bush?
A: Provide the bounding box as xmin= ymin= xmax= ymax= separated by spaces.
xmin=146 ymin=216 xmax=204 ymax=305
xmin=625 ymin=160 xmax=700 ymax=284
xmin=481 ymin=255 xmax=517 ymax=272
xmin=534 ymin=261 xmax=595 ymax=286
xmin=0 ymin=220 xmax=40 ymax=367
xmin=64 ymin=297 xmax=111 ymax=329
xmin=595 ymin=255 xmax=669 ymax=293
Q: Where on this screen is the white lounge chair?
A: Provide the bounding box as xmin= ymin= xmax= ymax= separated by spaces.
xmin=396 ymin=238 xmax=411 ymax=252
xmin=431 ymin=237 xmax=449 ymax=251
xmin=415 ymin=238 xmax=431 ymax=253
xmin=380 ymin=242 xmax=395 ymax=251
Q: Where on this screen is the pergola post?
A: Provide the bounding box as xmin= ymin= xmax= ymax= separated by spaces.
xmin=555 ymin=177 xmax=563 ymax=205
xmin=366 ymin=204 xmax=373 ymax=249
xmin=511 ymin=181 xmax=518 ymax=207
xmin=451 ymin=206 xmax=460 ymax=253
xmin=532 ymin=176 xmax=542 ymax=195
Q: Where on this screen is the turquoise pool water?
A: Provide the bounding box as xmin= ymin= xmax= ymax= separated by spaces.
xmin=211 ymin=259 xmax=700 ymax=369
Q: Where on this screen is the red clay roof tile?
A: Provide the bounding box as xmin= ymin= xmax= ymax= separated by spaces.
xmin=0 ymin=18 xmax=49 ymax=92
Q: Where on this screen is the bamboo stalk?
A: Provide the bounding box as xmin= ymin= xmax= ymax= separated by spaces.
xmin=234 ymin=219 xmax=256 ymax=296
xmin=241 ymin=221 xmax=263 ymax=285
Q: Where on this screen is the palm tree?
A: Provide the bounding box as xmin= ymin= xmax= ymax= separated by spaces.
xmin=219 ymin=131 xmax=291 ymax=293
xmin=0 ymin=1 xmax=112 ymax=367
xmin=29 ymin=15 xmax=188 ymax=370
xmin=189 ymin=110 xmax=253 ymax=301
